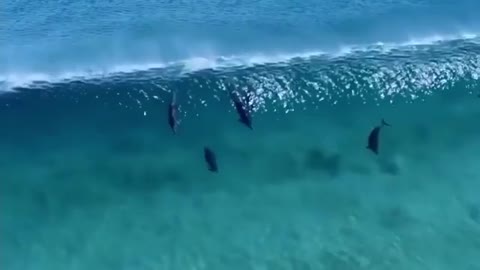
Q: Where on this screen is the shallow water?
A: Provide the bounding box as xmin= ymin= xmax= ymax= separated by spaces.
xmin=1 ymin=85 xmax=480 ymax=269
xmin=2 ymin=0 xmax=480 ymax=269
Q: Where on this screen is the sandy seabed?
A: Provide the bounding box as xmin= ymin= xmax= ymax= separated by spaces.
xmin=1 ymin=90 xmax=480 ymax=270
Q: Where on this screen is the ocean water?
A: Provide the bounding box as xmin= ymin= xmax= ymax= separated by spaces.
xmin=2 ymin=0 xmax=480 ymax=269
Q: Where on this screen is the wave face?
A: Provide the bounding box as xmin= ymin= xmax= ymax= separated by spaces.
xmin=2 ymin=0 xmax=480 ymax=108
xmin=3 ymin=38 xmax=480 ymax=113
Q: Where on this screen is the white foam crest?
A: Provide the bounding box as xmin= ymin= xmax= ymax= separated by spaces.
xmin=0 ymin=62 xmax=169 ymax=91
xmin=1 ymin=32 xmax=479 ymax=92
xmin=179 ymin=51 xmax=326 ymax=72
xmin=402 ymin=32 xmax=478 ymax=46
xmin=334 ymin=32 xmax=479 ymax=56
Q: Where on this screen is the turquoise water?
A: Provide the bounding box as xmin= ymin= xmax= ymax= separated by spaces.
xmin=2 ymin=0 xmax=480 ymax=269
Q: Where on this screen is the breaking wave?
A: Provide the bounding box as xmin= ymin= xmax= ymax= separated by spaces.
xmin=2 ymin=34 xmax=480 ymax=112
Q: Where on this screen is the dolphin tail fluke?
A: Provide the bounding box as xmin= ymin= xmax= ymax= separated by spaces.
xmin=381 ymin=119 xmax=391 ymax=127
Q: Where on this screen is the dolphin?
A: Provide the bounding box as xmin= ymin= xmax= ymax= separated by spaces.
xmin=367 ymin=119 xmax=390 ymax=155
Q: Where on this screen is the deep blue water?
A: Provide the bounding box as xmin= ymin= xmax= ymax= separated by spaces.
xmin=2 ymin=1 xmax=480 ymax=269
